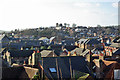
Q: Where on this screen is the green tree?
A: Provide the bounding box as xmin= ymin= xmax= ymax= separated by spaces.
xmin=72 ymin=23 xmax=76 ymax=27
xmin=47 ymin=46 xmax=51 ymax=49
xmin=40 ymin=46 xmax=46 ymax=49
xmin=30 ymin=46 xmax=33 ymax=50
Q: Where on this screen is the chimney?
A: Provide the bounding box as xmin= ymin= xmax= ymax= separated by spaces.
xmin=94 ymin=59 xmax=103 ymax=78
xmin=109 ymin=49 xmax=112 ymax=56
xmin=21 ymin=47 xmax=23 ymax=50
xmin=53 ymin=50 xmax=55 ymax=57
xmin=87 ymin=50 xmax=92 ymax=62
xmin=56 ymin=23 xmax=59 ymax=27
xmin=101 ymin=43 xmax=105 ymax=49
xmin=37 ymin=50 xmax=39 ymax=53
xmin=87 ymin=50 xmax=93 ymax=71
xmin=67 ymin=51 xmax=71 ymax=56
xmin=24 ymin=60 xmax=26 ymax=65
xmin=103 ymin=50 xmax=106 ymax=55
xmin=99 ymin=53 xmax=104 ymax=60
xmin=72 ymin=51 xmax=77 ymax=56
xmin=33 ymin=51 xmax=36 ymax=53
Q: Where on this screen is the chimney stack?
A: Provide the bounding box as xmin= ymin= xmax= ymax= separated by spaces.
xmin=99 ymin=53 xmax=104 ymax=60
xmin=68 ymin=51 xmax=71 ymax=56
xmin=94 ymin=59 xmax=103 ymax=78
xmin=87 ymin=50 xmax=93 ymax=71
xmin=109 ymin=49 xmax=112 ymax=56
xmin=21 ymin=47 xmax=23 ymax=50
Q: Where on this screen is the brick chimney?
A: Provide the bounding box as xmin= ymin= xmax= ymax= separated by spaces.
xmin=109 ymin=49 xmax=113 ymax=56
xmin=87 ymin=50 xmax=93 ymax=71
xmin=67 ymin=51 xmax=71 ymax=56
xmin=24 ymin=60 xmax=26 ymax=65
xmin=87 ymin=50 xmax=92 ymax=62
xmin=21 ymin=47 xmax=23 ymax=50
xmin=99 ymin=52 xmax=104 ymax=60
xmin=72 ymin=51 xmax=77 ymax=56
xmin=94 ymin=59 xmax=104 ymax=78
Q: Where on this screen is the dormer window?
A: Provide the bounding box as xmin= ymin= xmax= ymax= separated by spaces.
xmin=49 ymin=68 xmax=57 ymax=73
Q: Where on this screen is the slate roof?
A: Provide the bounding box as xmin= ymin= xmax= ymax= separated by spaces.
xmin=104 ymin=62 xmax=120 ymax=79
xmin=104 ymin=43 xmax=111 ymax=46
xmin=113 ymin=48 xmax=120 ymax=55
xmin=112 ymin=37 xmax=120 ymax=43
xmin=63 ymin=45 xmax=78 ymax=51
xmin=110 ymin=43 xmax=120 ymax=48
xmin=2 ymin=66 xmax=39 ymax=79
xmin=8 ymin=50 xmax=34 ymax=57
xmin=70 ymin=47 xmax=89 ymax=56
xmin=40 ymin=50 xmax=53 ymax=57
xmin=51 ymin=45 xmax=63 ymax=50
xmin=50 ymin=36 xmax=55 ymax=41
xmin=71 ymin=48 xmax=84 ymax=55
xmin=82 ymin=49 xmax=89 ymax=56
xmin=54 ymin=49 xmax=61 ymax=56
xmin=40 ymin=56 xmax=90 ymax=79
xmin=0 ymin=34 xmax=9 ymax=41
xmin=39 ymin=37 xmax=49 ymax=40
xmin=78 ymin=39 xmax=88 ymax=44
xmin=85 ymin=39 xmax=101 ymax=44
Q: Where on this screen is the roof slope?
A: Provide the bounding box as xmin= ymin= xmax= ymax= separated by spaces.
xmin=113 ymin=48 xmax=120 ymax=55
xmin=40 ymin=56 xmax=90 ymax=79
xmin=8 ymin=50 xmax=34 ymax=57
xmin=0 ymin=34 xmax=9 ymax=41
xmin=85 ymin=39 xmax=100 ymax=44
xmin=2 ymin=66 xmax=39 ymax=79
xmin=40 ymin=50 xmax=53 ymax=57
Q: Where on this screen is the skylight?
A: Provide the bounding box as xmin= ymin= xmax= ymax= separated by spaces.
xmin=49 ymin=68 xmax=57 ymax=73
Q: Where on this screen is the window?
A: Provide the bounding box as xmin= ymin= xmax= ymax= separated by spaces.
xmin=49 ymin=68 xmax=57 ymax=73
xmin=114 ymin=69 xmax=120 ymax=79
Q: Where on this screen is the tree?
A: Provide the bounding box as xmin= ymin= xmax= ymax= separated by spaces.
xmin=64 ymin=23 xmax=67 ymax=27
xmin=67 ymin=24 xmax=70 ymax=27
xmin=97 ymin=25 xmax=101 ymax=27
xmin=72 ymin=23 xmax=76 ymax=27
xmin=30 ymin=46 xmax=33 ymax=50
xmin=47 ymin=46 xmax=51 ymax=49
xmin=40 ymin=46 xmax=46 ymax=49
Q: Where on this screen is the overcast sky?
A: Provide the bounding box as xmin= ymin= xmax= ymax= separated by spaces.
xmin=0 ymin=0 xmax=119 ymax=31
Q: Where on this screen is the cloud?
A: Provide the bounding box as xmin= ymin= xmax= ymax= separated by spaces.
xmin=73 ymin=2 xmax=100 ymax=8
xmin=96 ymin=3 xmax=100 ymax=7
xmin=112 ymin=2 xmax=118 ymax=8
xmin=73 ymin=2 xmax=92 ymax=7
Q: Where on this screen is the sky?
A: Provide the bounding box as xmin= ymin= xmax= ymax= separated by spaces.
xmin=0 ymin=0 xmax=119 ymax=31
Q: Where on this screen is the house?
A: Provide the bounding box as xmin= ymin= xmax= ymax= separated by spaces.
xmin=40 ymin=50 xmax=57 ymax=57
xmin=93 ymin=59 xmax=120 ymax=79
xmin=9 ymin=37 xmax=20 ymax=43
xmin=76 ymin=38 xmax=102 ymax=50
xmin=63 ymin=45 xmax=78 ymax=52
xmin=85 ymin=39 xmax=102 ymax=50
xmin=71 ymin=48 xmax=89 ymax=57
xmin=39 ymin=56 xmax=92 ymax=79
xmin=104 ymin=62 xmax=120 ymax=79
xmin=104 ymin=43 xmax=120 ymax=56
xmin=62 ymin=37 xmax=75 ymax=45
xmin=55 ymin=23 xmax=62 ymax=30
xmin=112 ymin=48 xmax=120 ymax=59
xmin=0 ymin=34 xmax=10 ymax=48
xmin=49 ymin=36 xmax=56 ymax=44
xmin=39 ymin=37 xmax=49 ymax=44
xmin=112 ymin=37 xmax=120 ymax=43
xmin=2 ymin=66 xmax=39 ymax=80
xmin=76 ymin=39 xmax=88 ymax=48
xmin=3 ymin=50 xmax=36 ymax=65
